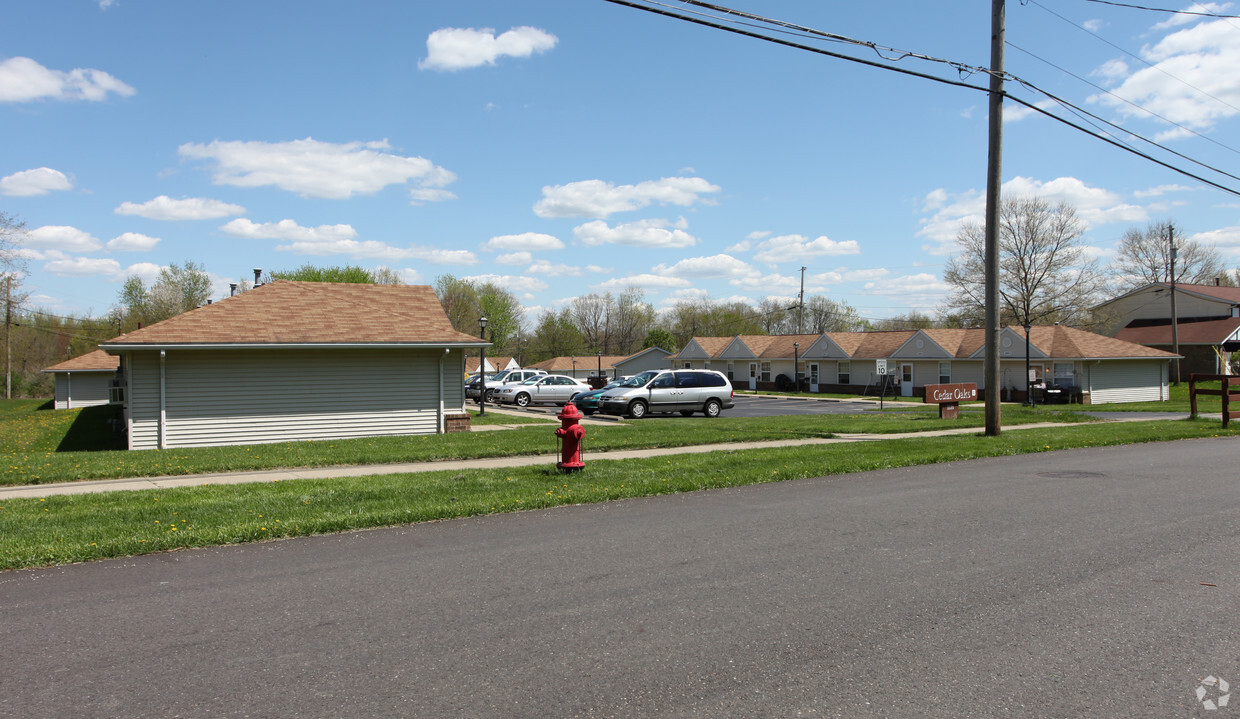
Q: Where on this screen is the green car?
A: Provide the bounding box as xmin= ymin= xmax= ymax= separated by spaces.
xmin=572 ymin=381 xmax=621 ymax=415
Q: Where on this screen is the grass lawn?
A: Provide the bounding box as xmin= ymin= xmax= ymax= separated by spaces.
xmin=0 ymin=399 xmax=1093 ymax=487
xmin=2 ymin=417 xmax=1236 ymax=571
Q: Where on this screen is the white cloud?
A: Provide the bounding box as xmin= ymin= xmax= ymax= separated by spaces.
xmin=0 ymin=167 xmax=72 ymax=196
xmin=220 ymin=218 xmax=358 ymax=243
xmin=534 ymin=177 xmax=721 ymax=219
xmin=124 ymin=262 xmax=163 ymax=282
xmin=483 ymin=232 xmax=564 ymax=251
xmin=573 ymin=218 xmax=698 ymax=248
xmin=1152 ymin=3 xmax=1230 ymax=30
xmin=115 ymin=195 xmax=246 ymax=221
xmin=750 ymin=234 xmax=861 ymax=263
xmin=178 ymin=138 xmax=456 ymax=200
xmin=26 ymin=225 xmax=102 ymax=252
xmin=43 ymin=256 xmax=121 ymax=277
xmin=1133 ymin=183 xmax=1194 ymax=198
xmin=420 ymin=26 xmax=558 ymax=71
xmin=1083 ymin=18 xmax=1104 ymax=33
xmin=594 ymin=273 xmax=692 ymax=291
xmin=107 ymin=232 xmax=160 ymax=252
xmin=729 ymin=273 xmax=799 ymax=293
xmin=527 ymin=260 xmax=582 ymax=277
xmin=916 ymin=176 xmax=1148 ymax=254
xmin=653 ymin=253 xmax=759 ymax=280
xmin=862 ymin=273 xmax=951 ymax=297
xmin=1091 ymin=18 xmax=1240 ymax=134
xmin=461 ymin=273 xmax=549 ymax=294
xmin=1190 ymin=224 xmax=1240 ymax=256
xmin=496 ymin=251 xmax=532 ymax=266
xmin=0 ymin=56 xmax=135 ymax=103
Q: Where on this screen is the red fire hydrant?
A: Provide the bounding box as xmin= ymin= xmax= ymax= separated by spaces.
xmin=555 ymin=403 xmax=586 ymax=472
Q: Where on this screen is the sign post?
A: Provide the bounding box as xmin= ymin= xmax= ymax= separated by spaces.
xmin=923 ymin=382 xmax=979 ymax=419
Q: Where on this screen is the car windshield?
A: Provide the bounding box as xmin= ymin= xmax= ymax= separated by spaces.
xmin=490 ymin=370 xmax=512 ymax=382
xmin=520 ymin=377 xmax=542 ymax=385
xmin=615 ymin=371 xmax=659 ymax=388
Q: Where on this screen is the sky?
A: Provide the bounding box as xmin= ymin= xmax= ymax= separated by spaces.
xmin=3 ymin=0 xmax=1240 ymax=329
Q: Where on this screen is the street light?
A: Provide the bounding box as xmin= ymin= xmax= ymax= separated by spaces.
xmin=793 ymin=342 xmax=800 ymax=394
xmin=478 ymin=316 xmax=488 ymax=416
xmin=1023 ymin=323 xmax=1033 ymax=407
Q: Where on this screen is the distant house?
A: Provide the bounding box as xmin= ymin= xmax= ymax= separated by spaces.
xmin=1094 ymin=282 xmax=1240 ymax=376
xmin=613 ymin=347 xmax=672 ymax=378
xmin=672 ymin=326 xmax=1178 ymax=404
xmin=465 ymin=355 xmax=519 ymax=375
xmin=99 ymin=281 xmax=486 ymax=450
xmin=527 ymin=354 xmax=629 ymax=380
xmin=42 ymin=349 xmax=120 ymax=410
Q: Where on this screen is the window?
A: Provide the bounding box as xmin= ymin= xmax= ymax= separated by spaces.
xmin=674 ymin=371 xmax=701 ymax=388
xmin=809 ymin=363 xmax=819 ymax=385
xmin=727 ymin=362 xmax=735 ymax=380
xmin=938 ymin=361 xmax=951 ymax=385
xmin=760 ymin=361 xmax=771 ymax=382
xmin=838 ymin=361 xmax=851 ymax=385
xmin=702 ymin=372 xmax=727 ymax=387
xmin=1053 ymin=362 xmax=1075 ymax=385
xmin=683 ymin=362 xmax=691 ymax=369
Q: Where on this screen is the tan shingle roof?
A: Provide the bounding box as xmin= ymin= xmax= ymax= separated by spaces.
xmin=42 ymin=349 xmax=119 ymax=373
xmin=1033 ymin=325 xmax=1179 ymax=358
xmin=100 ymin=281 xmax=483 ymax=347
xmin=527 ymin=355 xmax=626 ymax=372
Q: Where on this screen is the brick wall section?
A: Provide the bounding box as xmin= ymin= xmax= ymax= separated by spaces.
xmin=444 ymin=413 xmax=471 ymax=433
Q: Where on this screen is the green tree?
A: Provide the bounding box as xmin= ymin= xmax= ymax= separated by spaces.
xmin=433 ymin=275 xmax=524 ymax=354
xmin=640 ymin=327 xmax=677 ymax=352
xmin=527 ymin=308 xmax=585 ymax=363
xmin=114 ymin=261 xmax=211 ymax=331
xmin=269 ymin=264 xmax=403 ymax=284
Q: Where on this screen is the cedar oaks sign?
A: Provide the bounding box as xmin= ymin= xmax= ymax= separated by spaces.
xmin=923 ymin=382 xmax=978 ymax=419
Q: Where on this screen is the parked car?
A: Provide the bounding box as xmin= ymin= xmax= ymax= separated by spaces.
xmin=597 ymin=369 xmax=734 ymax=418
xmin=572 ymin=380 xmax=623 ymax=415
xmin=493 ymin=374 xmax=592 ymax=407
xmin=467 ymin=368 xmax=547 ymax=403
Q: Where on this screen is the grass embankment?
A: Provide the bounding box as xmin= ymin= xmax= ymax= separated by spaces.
xmin=2 ymin=418 xmax=1236 ymax=571
xmin=1 ymin=400 xmax=1089 ymax=486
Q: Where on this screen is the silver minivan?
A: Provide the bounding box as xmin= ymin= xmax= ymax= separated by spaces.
xmin=597 ymin=369 xmax=734 ymax=418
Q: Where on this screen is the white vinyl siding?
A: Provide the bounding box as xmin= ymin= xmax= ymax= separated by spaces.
xmin=53 ymin=372 xmax=113 ymax=410
xmin=1089 ymin=360 xmax=1167 ymax=404
xmin=127 ymin=348 xmax=450 ymax=450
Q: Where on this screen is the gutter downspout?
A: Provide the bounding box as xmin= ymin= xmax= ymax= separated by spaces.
xmin=159 ymin=350 xmax=166 ymax=450
xmin=438 ymin=352 xmax=445 ymax=434
xmin=66 ymin=372 xmax=72 ymax=410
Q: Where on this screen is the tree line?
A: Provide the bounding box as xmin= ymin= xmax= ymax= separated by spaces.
xmin=2 ymin=198 xmax=1237 ymax=397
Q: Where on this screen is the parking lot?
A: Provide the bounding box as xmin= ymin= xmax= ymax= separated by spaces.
xmin=497 ymin=393 xmax=918 ymax=420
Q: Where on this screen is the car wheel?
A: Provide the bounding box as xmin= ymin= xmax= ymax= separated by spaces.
xmin=483 ymin=389 xmax=495 ymax=403
xmin=680 ymin=410 xmax=695 ymax=417
xmin=703 ymin=399 xmax=722 ymax=417
xmin=515 ymin=393 xmax=531 ymax=407
xmin=627 ymin=400 xmax=648 ymax=419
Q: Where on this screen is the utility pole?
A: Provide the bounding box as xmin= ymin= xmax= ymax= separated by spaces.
xmin=798 ymin=266 xmax=806 ymax=334
xmin=5 ymin=275 xmax=11 ymax=400
xmin=1169 ymin=222 xmax=1180 ymax=385
xmin=984 ymin=0 xmax=1006 ymax=436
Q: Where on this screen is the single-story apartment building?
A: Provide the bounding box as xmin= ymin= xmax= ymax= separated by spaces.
xmin=99 ymin=281 xmax=487 ymax=450
xmin=465 ymin=355 xmax=520 ymax=376
xmin=528 ymin=347 xmax=673 ymax=380
xmin=673 ymin=326 xmax=1179 ymax=404
xmin=42 ymin=349 xmax=121 ymax=410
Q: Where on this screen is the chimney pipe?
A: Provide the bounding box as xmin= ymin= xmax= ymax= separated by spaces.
xmin=253 ymin=268 xmax=262 ymax=286
xmin=229 ymin=283 xmax=238 ymax=296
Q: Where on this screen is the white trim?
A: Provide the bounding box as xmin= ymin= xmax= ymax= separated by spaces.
xmin=102 ymin=341 xmax=487 ymax=351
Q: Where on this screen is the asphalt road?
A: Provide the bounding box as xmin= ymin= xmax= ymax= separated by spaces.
xmin=3 ymin=438 xmax=1239 ymax=718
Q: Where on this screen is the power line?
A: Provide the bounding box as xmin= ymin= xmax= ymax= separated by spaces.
xmin=1024 ymin=0 xmax=1240 ymax=118
xmin=602 ymin=0 xmax=1240 ymax=198
xmin=1080 ymin=0 xmax=1240 ymax=18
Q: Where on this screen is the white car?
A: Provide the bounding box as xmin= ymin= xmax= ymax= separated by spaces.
xmin=466 ymin=368 xmax=547 ymax=403
xmin=494 ymin=374 xmax=592 ymax=407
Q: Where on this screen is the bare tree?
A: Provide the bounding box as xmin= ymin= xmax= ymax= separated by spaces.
xmin=1110 ymin=221 xmax=1225 ymax=291
xmin=942 ymin=197 xmax=1107 ymax=327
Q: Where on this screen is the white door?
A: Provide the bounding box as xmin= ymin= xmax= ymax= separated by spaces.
xmin=809 ymin=363 xmax=819 ymax=393
xmin=748 ymin=362 xmax=757 ymax=390
xmin=900 ymin=363 xmax=914 ymax=397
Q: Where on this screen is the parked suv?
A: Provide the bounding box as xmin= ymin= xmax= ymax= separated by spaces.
xmin=597 ymin=369 xmax=734 ymax=418
xmin=466 ymin=368 xmax=547 ymax=403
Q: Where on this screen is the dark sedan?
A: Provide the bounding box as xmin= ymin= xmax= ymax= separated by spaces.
xmin=572 ymin=381 xmax=622 ymax=415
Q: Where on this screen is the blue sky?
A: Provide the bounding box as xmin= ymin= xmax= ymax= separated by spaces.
xmin=3 ymin=0 xmax=1239 ymax=326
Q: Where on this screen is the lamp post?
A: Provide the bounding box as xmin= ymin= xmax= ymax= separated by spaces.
xmin=793 ymin=342 xmax=800 ymax=394
xmin=1023 ymin=323 xmax=1032 ymax=407
xmin=478 ymin=316 xmax=488 ymax=416
xmin=597 ymin=350 xmax=602 ymax=380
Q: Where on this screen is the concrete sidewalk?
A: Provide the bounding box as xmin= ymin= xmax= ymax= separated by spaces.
xmin=0 ymin=420 xmax=1093 ymax=500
